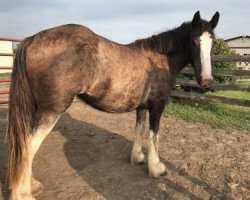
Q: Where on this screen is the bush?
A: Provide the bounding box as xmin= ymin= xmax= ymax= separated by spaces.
xmin=212 ymin=39 xmax=237 ymax=70
xmin=212 ymin=39 xmax=238 ymax=83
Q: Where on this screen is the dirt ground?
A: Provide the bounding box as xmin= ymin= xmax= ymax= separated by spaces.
xmin=0 ymin=102 xmax=249 ymax=200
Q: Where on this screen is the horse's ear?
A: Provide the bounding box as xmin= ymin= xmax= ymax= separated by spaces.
xmin=210 ymin=12 xmax=220 ymax=29
xmin=192 ymin=11 xmax=201 ymax=29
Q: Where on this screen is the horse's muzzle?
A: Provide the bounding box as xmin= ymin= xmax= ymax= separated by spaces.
xmin=197 ymin=77 xmax=213 ymax=88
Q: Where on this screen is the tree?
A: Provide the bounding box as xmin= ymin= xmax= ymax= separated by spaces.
xmin=212 ymin=38 xmax=237 ymax=69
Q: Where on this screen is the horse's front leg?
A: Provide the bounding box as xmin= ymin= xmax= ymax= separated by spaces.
xmin=147 ymin=105 xmax=166 ymax=178
xmin=131 ymin=108 xmax=147 ymax=164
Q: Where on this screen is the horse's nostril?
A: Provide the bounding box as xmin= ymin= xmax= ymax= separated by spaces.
xmin=197 ymin=77 xmax=202 ymax=85
xmin=201 ymin=79 xmax=212 ymax=87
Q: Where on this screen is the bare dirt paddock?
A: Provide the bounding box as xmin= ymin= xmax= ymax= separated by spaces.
xmin=0 ymin=102 xmax=249 ymax=200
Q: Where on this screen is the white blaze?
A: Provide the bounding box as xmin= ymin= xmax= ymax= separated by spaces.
xmin=200 ymin=32 xmax=213 ymax=79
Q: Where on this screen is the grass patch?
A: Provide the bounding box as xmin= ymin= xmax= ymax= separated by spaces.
xmin=164 ymin=98 xmax=250 ymax=132
xmin=0 ymin=73 xmax=11 ymax=78
xmin=0 ymin=83 xmax=10 ymax=88
xmin=207 ymin=90 xmax=250 ymax=101
xmin=236 ymin=81 xmax=250 ymax=86
xmin=0 ymin=73 xmax=11 ymax=88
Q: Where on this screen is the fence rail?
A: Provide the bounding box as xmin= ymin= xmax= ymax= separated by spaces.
xmin=0 ymin=79 xmax=11 ymax=83
xmin=0 ymin=67 xmax=13 ymax=70
xmin=181 ymin=68 xmax=250 ymax=77
xmin=176 ymin=80 xmax=250 ymax=92
xmin=171 ymin=91 xmax=250 ymax=107
xmin=0 ymin=53 xmax=15 ymax=57
xmin=212 ymin=55 xmax=250 ymax=62
xmin=0 ymin=37 xmax=22 ymax=42
xmin=0 ymin=90 xmax=9 ymax=95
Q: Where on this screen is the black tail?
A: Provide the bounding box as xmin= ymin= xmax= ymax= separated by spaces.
xmin=6 ymin=37 xmax=36 ymax=188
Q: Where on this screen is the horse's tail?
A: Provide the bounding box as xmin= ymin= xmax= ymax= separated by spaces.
xmin=6 ymin=37 xmax=36 ymax=188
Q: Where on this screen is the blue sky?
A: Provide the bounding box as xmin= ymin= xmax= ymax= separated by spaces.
xmin=0 ymin=0 xmax=249 ymax=43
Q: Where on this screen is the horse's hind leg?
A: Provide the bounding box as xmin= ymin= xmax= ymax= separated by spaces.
xmin=31 ymin=177 xmax=43 ymax=197
xmin=131 ymin=108 xmax=146 ymax=164
xmin=10 ymin=109 xmax=62 ymax=200
xmin=29 ymin=110 xmax=62 ymax=196
xmin=11 ymin=91 xmax=75 ymax=200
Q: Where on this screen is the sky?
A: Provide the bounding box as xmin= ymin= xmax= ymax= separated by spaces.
xmin=0 ymin=0 xmax=249 ymax=44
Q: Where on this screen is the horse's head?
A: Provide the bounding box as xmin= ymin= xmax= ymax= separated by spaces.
xmin=190 ymin=11 xmax=220 ymax=88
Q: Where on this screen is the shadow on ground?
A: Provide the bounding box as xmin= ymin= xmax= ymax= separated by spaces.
xmin=0 ymin=109 xmax=231 ymax=200
xmin=0 ymin=108 xmax=9 ymax=200
xmin=59 ymin=113 xmax=229 ymax=200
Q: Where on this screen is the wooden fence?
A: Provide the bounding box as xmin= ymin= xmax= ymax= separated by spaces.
xmin=172 ymin=55 xmax=250 ymax=107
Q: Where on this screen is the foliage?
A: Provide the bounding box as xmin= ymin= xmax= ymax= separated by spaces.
xmin=213 ymin=39 xmax=236 ymax=69
xmin=212 ymin=38 xmax=237 ymax=70
xmin=212 ymin=39 xmax=238 ymax=83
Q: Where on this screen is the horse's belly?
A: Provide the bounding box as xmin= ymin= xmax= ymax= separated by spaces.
xmin=78 ymin=91 xmax=142 ymax=113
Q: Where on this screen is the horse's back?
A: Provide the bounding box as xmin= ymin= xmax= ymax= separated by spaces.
xmin=26 ymin=24 xmax=98 ymax=68
xmin=23 ymin=24 xmax=100 ymax=108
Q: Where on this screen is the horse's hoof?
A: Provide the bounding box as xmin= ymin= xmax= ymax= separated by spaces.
xmin=148 ymin=161 xmax=167 ymax=178
xmin=131 ymin=145 xmax=145 ymax=165
xmin=131 ymin=151 xmax=145 ymax=165
xmin=31 ymin=178 xmax=44 ymax=197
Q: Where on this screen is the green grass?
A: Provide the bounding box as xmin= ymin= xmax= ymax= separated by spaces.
xmin=0 ymin=73 xmax=11 ymax=78
xmin=165 ymin=98 xmax=250 ymax=132
xmin=0 ymin=73 xmax=10 ymax=105
xmin=236 ymin=81 xmax=250 ymax=86
xmin=0 ymin=73 xmax=11 ymax=88
xmin=168 ymin=77 xmax=250 ymax=131
xmin=207 ymin=90 xmax=250 ymax=101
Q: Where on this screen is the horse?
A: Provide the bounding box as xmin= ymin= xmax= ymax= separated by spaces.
xmin=6 ymin=11 xmax=219 ymax=199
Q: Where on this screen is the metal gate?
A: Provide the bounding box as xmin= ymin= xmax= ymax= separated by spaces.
xmin=0 ymin=37 xmax=22 ymax=105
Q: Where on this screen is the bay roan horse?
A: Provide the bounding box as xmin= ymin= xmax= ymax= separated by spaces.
xmin=7 ymin=11 xmax=219 ymax=199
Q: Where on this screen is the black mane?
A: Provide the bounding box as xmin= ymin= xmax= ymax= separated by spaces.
xmin=131 ymin=22 xmax=192 ymax=54
xmin=131 ymin=20 xmax=213 ymax=55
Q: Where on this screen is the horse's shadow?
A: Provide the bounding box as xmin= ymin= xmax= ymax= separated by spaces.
xmin=57 ymin=113 xmax=229 ymax=200
xmin=0 ymin=108 xmax=9 ymax=200
xmin=0 ymin=110 xmax=229 ymax=200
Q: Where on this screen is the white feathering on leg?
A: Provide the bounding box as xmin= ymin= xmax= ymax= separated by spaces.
xmin=148 ymin=130 xmax=166 ymax=178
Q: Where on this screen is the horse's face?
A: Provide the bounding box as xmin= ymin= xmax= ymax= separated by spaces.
xmin=190 ymin=11 xmax=220 ymax=88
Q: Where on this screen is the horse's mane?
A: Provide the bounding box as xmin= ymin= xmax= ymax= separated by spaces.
xmin=131 ymin=22 xmax=193 ymax=54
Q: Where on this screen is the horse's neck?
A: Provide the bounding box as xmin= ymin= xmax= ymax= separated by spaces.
xmin=168 ymin=47 xmax=191 ymax=75
xmin=128 ymin=27 xmax=191 ymax=75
